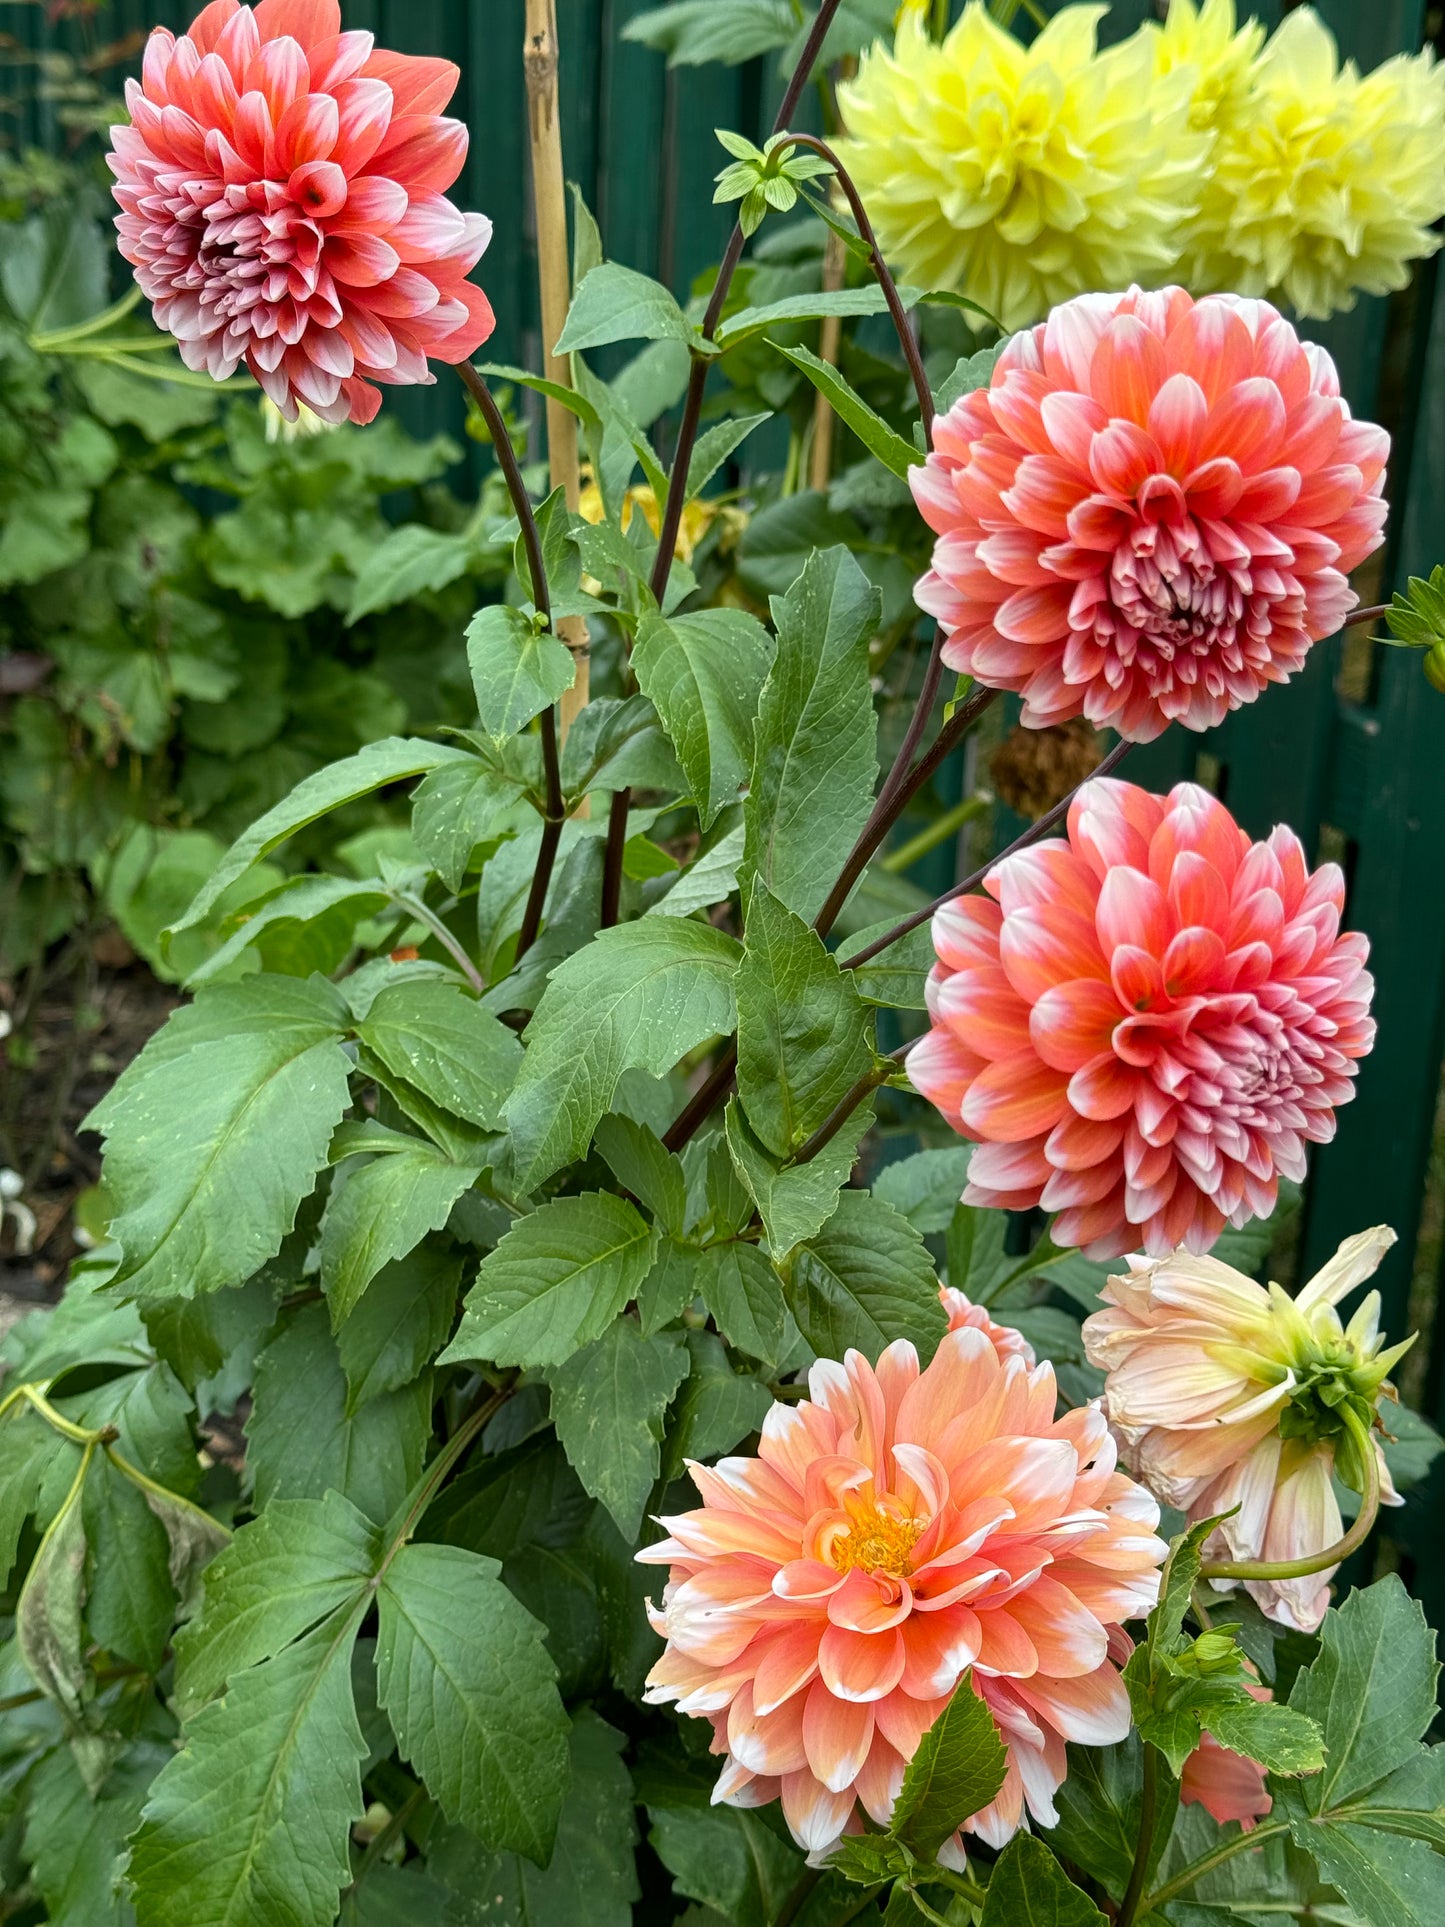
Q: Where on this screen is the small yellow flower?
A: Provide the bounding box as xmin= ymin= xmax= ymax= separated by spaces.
xmin=1168 ymin=2 xmax=1445 ymax=319
xmin=576 ymin=476 xmax=723 ymax=568
xmin=836 ymin=2 xmax=1208 ymax=332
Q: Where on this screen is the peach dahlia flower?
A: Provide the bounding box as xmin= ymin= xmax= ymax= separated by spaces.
xmin=940 ymin=1285 xmax=1035 ymax=1365
xmin=1083 ymin=1226 xmax=1408 ymax=1632
xmin=108 ymin=0 xmax=495 ymax=425
xmin=911 ymin=286 xmax=1388 ymax=740
xmin=639 ymin=1330 xmax=1165 ymax=1858
xmin=909 ymin=778 xmax=1375 ymax=1260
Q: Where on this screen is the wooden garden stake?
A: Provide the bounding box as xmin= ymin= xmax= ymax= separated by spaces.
xmin=524 ymin=0 xmax=590 ymax=747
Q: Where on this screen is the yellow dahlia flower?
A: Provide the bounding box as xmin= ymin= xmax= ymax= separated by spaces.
xmin=1151 ymin=0 xmax=1264 ymax=140
xmin=1171 ymin=3 xmax=1445 ymax=319
xmin=836 ymin=3 xmax=1208 ymax=332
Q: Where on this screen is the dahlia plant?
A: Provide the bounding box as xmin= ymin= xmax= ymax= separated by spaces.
xmin=3 ymin=2 xmax=1445 ymax=1926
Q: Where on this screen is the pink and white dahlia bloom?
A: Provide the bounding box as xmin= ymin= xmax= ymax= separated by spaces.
xmin=638 ymin=1330 xmax=1165 ymax=1858
xmin=909 ymin=777 xmax=1375 ymax=1259
xmin=108 ymin=0 xmax=495 ymax=424
xmin=912 ymin=286 xmax=1388 ymax=740
xmin=1083 ymin=1225 xmax=1408 ymax=1631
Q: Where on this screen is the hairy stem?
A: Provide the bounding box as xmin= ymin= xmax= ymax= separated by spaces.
xmin=457 ymin=364 xmax=567 ymax=961
xmin=601 ymin=0 xmax=850 ymax=921
xmin=840 ymin=735 xmax=1133 ymax=971
xmin=1199 ymin=1405 xmax=1381 ymax=1583
xmin=1117 ymin=1741 xmax=1161 ymax=1927
xmin=1141 ymin=1820 xmax=1289 ymax=1914
xmin=1343 ymin=601 xmax=1389 ymax=628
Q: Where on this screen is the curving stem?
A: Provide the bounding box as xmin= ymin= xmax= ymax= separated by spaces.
xmin=457 ymin=362 xmax=566 ymax=963
xmin=1198 ymin=1404 xmax=1382 ymax=1584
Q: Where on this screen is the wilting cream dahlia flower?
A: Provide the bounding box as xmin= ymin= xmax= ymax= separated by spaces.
xmin=1166 ymin=2 xmax=1445 ymax=319
xmin=911 ymin=287 xmax=1389 ymax=741
xmin=1083 ymin=1225 xmax=1410 ymax=1631
xmin=910 ymin=777 xmax=1376 ymax=1261
xmin=639 ymin=1331 xmax=1165 ymax=1857
xmin=836 ymin=4 xmax=1207 ymax=332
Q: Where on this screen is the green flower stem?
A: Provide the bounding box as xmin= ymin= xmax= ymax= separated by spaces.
xmin=1198 ymin=1405 xmax=1381 ymax=1584
xmin=19 ymin=1383 xmax=115 ymax=1447
xmin=456 ymin=362 xmax=566 ymax=962
xmin=388 ymin=889 xmax=486 ymax=996
xmin=840 ymin=735 xmax=1134 ymax=972
xmin=1140 ymin=1820 xmax=1290 ymax=1914
xmin=27 ymin=283 xmax=142 ymax=349
xmin=104 ymin=1444 xmax=234 ymax=1543
xmin=881 ymin=792 xmax=990 ymax=873
xmin=1117 ymin=1741 xmax=1161 ymax=1927
xmin=377 ymin=1377 xmax=516 ymax=1574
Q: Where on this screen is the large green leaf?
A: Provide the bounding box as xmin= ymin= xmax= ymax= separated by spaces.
xmin=358 ymin=979 xmax=522 ymax=1132
xmin=375 ymin=1542 xmax=570 ymax=1862
xmin=743 ymin=546 xmax=879 ymax=922
xmin=648 ymin=1800 xmax=799 ymax=1927
xmin=466 ymin=603 xmax=575 ymax=744
xmin=0 ymin=1401 xmax=56 ymax=1588
xmin=130 ymin=1608 xmax=367 ymax=1927
xmin=345 ymin=525 xmax=476 ymax=623
xmin=784 ymin=1190 xmax=946 ymax=1360
xmin=320 ymin=1138 xmax=484 ymax=1324
xmin=246 ymin=1305 xmax=431 ymax=1523
xmin=660 ymin=1331 xmax=773 ymax=1482
xmin=771 ymin=339 xmax=920 ymax=478
xmin=168 ymin=738 xmax=471 ymax=935
xmin=621 ymin=0 xmax=795 ymax=66
xmin=725 ymin=1097 xmax=869 ymax=1255
xmin=735 ymin=883 xmax=874 ymax=1157
xmin=335 ymin=1244 xmax=462 ymax=1411
xmin=409 ymin=753 xmax=528 ymax=893
xmin=890 ymin=1682 xmax=1009 ymax=1862
xmin=23 ymin=1742 xmax=165 ymax=1927
xmin=593 ymin=1115 xmax=688 ymax=1236
xmin=548 ymin=1321 xmax=690 ymax=1537
xmin=695 ymin=1239 xmax=790 ymax=1369
xmin=503 ymin=920 xmax=743 ymax=1187
xmin=979 ymin=1833 xmax=1106 ymax=1926
xmin=555 ymin=262 xmax=694 ymax=354
xmin=633 ymin=607 xmax=773 ymax=828
xmin=442 ymin=1193 xmax=657 ymax=1369
xmin=871 ymin=1147 xmax=972 ymax=1235
xmin=84 ymin=976 xmax=352 ymax=1300
xmin=427 ymin=1709 xmax=639 ymax=1926
xmin=1279 ymin=1577 xmax=1445 ymax=1927
xmin=174 ymin=1491 xmax=381 ymax=1714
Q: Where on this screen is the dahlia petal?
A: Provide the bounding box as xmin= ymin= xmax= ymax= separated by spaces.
xmin=360 ymin=49 xmax=461 ymax=117
xmin=802 ymin=1682 xmax=875 ymax=1793
xmin=371 ymin=113 xmax=470 ymax=192
xmin=818 ymin=1625 xmax=906 ymax=1703
xmin=253 ymin=0 xmax=341 ymax=50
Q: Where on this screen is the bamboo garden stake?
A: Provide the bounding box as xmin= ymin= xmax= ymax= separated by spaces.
xmin=524 ymin=0 xmax=590 ymax=745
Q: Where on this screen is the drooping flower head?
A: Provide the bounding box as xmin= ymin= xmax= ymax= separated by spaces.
xmin=1083 ymin=1226 xmax=1410 ymax=1630
xmin=1163 ymin=3 xmax=1445 ymax=320
xmin=107 ymin=0 xmax=495 ymax=425
xmin=909 ymin=778 xmax=1375 ymax=1260
xmin=911 ymin=287 xmax=1389 ymax=741
xmin=639 ymin=1331 xmax=1165 ymax=1858
xmin=836 ymin=6 xmax=1207 ymax=333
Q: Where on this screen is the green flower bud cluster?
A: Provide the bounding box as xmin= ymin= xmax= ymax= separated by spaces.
xmin=1384 ymin=564 xmax=1445 ymax=693
xmin=711 ymin=130 xmax=836 ymax=238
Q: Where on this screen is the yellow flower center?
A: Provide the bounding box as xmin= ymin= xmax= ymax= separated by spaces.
xmin=828 ymin=1508 xmax=925 ymax=1579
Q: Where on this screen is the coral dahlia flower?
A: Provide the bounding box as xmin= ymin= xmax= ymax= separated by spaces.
xmin=908 ymin=778 xmax=1375 ymax=1260
xmin=1083 ymin=1225 xmax=1409 ymax=1631
xmin=911 ymin=286 xmax=1388 ymax=740
xmin=107 ymin=0 xmax=495 ymax=425
xmin=940 ymin=1285 xmax=1035 ymax=1366
xmin=639 ymin=1331 xmax=1165 ymax=1858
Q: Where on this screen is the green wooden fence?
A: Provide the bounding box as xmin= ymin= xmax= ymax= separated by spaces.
xmin=6 ymin=0 xmax=1445 ymax=1603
